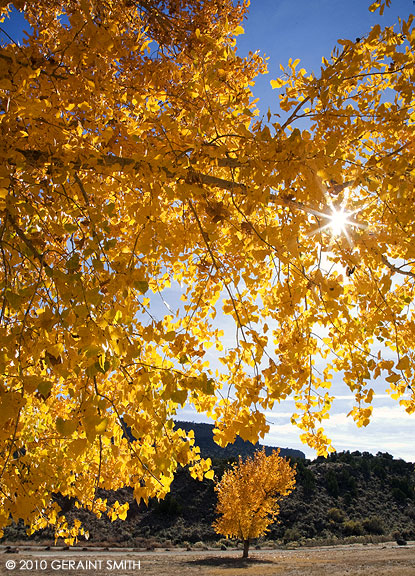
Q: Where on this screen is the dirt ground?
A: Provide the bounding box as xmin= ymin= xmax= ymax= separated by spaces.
xmin=0 ymin=542 xmax=414 ymax=576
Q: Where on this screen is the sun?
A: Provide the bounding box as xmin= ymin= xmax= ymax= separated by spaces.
xmin=303 ymin=201 xmax=365 ymax=245
xmin=290 ymin=186 xmax=366 ymax=244
xmin=327 ymin=206 xmax=352 ymax=236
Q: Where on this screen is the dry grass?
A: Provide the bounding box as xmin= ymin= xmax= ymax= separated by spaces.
xmin=0 ymin=542 xmax=414 ymax=576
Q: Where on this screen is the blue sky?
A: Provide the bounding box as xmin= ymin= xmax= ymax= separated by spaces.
xmin=2 ymin=1 xmax=414 ymax=461
xmin=237 ymin=0 xmax=414 ymax=117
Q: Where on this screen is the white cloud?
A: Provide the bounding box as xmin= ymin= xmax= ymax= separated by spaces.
xmin=264 ymin=403 xmax=415 ymax=462
xmin=177 ymin=385 xmax=415 ymax=463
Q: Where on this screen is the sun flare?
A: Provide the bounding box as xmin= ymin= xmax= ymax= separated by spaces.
xmin=303 ymin=200 xmax=365 ymax=245
xmin=328 ymin=207 xmax=352 ymax=236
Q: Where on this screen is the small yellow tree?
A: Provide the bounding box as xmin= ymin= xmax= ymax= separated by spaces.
xmin=213 ymin=449 xmax=296 ymax=558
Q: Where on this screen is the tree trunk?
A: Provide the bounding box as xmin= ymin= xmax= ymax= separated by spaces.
xmin=242 ymin=538 xmax=250 ymax=558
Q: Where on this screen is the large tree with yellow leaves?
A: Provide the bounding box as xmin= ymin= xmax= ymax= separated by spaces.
xmin=0 ymin=0 xmax=414 ymax=540
xmin=213 ymin=449 xmax=296 ymax=558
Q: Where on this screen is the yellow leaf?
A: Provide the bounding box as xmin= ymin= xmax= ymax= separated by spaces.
xmin=95 ymin=417 xmax=108 ymax=434
xmin=37 ymin=381 xmax=53 ymax=398
xmin=68 ymin=438 xmax=88 ymax=457
xmin=385 ymin=372 xmax=400 ymax=383
xmin=270 ymin=79 xmax=284 ymax=89
xmin=163 ymin=331 xmax=176 ymax=342
xmin=56 ymin=418 xmax=78 ymax=436
xmin=396 ymin=356 xmax=410 ymax=371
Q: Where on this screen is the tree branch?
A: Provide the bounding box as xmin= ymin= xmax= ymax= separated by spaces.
xmin=381 ymin=254 xmax=415 ymax=279
xmin=74 ymin=173 xmax=90 ymax=205
xmin=5 ymin=210 xmax=51 ymax=269
xmin=14 ymin=148 xmax=247 ymax=192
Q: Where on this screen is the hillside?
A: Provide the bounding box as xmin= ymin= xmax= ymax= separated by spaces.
xmin=3 ymin=431 xmax=414 ymax=547
xmin=72 ymin=450 xmax=413 ymax=547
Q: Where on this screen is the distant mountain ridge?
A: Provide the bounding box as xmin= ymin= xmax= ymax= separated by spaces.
xmin=174 ymin=420 xmax=305 ymax=460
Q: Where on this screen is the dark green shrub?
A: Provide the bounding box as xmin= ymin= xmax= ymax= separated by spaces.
xmin=362 ymin=516 xmax=384 ymax=535
xmin=154 ymin=494 xmax=182 ymax=516
xmin=283 ymin=527 xmax=302 ymax=543
xmin=327 ymin=507 xmax=345 ymax=523
xmin=338 ymin=451 xmax=353 ymax=464
xmin=359 ymin=458 xmax=371 ymax=479
xmin=343 ymin=520 xmax=363 ymax=536
xmin=299 ymin=465 xmax=316 ymax=496
xmin=343 ymin=492 xmax=354 ymax=509
xmin=372 ymin=463 xmax=387 ymax=480
xmin=326 ymin=470 xmax=339 ymax=498
xmin=338 ymin=469 xmax=357 ymax=497
xmin=392 ymin=487 xmax=408 ymax=503
xmin=391 ymin=477 xmax=414 ymax=501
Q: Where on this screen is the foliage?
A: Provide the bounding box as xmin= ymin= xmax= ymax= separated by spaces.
xmin=327 ymin=507 xmax=345 ymax=523
xmin=296 ymin=459 xmax=316 ymax=496
xmin=391 ymin=476 xmax=414 ymax=503
xmin=343 ymin=520 xmax=364 ymax=536
xmin=337 ymin=469 xmax=357 ymax=496
xmin=0 ymin=0 xmax=415 ymax=540
xmin=326 ymin=470 xmax=339 ymax=498
xmin=153 ymin=493 xmax=182 ymax=516
xmin=213 ymin=448 xmax=296 ymax=556
xmin=362 ymin=516 xmax=385 ymax=535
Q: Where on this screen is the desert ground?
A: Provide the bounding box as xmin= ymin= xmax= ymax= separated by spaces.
xmin=0 ymin=542 xmax=414 ymax=576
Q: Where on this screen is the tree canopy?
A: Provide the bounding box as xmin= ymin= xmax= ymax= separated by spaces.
xmin=0 ymin=0 xmax=414 ymax=540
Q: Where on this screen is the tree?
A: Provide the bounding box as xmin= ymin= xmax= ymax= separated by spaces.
xmin=213 ymin=448 xmax=296 ymax=558
xmin=0 ymin=0 xmax=414 ymax=541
